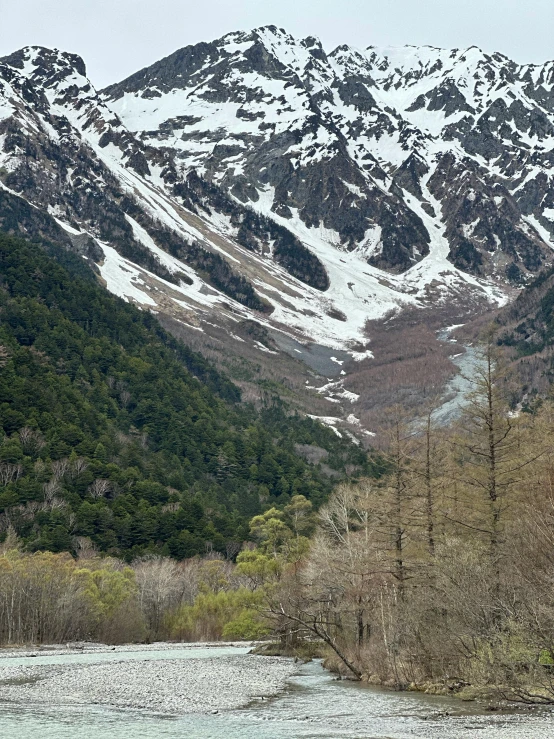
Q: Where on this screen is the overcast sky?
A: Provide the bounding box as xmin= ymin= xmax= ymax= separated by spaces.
xmin=1 ymin=0 xmax=553 ymax=88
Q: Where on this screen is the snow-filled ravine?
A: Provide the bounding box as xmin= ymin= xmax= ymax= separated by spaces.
xmin=0 ymin=643 xmax=552 ymax=738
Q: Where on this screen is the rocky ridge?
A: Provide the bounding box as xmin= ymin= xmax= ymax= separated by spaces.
xmin=1 ymin=29 xmax=554 ymax=424
xmin=104 ymin=28 xmax=554 ymax=284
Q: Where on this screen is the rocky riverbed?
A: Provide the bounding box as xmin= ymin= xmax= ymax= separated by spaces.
xmin=0 ymin=643 xmax=297 ymax=714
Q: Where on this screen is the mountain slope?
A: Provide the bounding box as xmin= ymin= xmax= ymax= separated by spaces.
xmin=0 ymin=233 xmax=372 ymax=557
xmin=492 ymin=262 xmax=554 ymax=399
xmin=2 ymin=30 xmax=554 ymax=429
xmin=0 ymin=34 xmax=521 ymax=357
xmin=104 ymin=27 xmax=554 ymax=284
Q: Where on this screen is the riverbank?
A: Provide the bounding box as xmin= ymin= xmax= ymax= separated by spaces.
xmin=0 ymin=642 xmax=298 ymax=714
xmin=319 ymin=650 xmax=553 ymax=706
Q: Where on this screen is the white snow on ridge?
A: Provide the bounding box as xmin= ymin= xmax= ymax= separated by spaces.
xmin=98 ymin=32 xmax=515 ymax=311
xmin=0 ymin=32 xmax=531 ymax=363
xmin=349 ymin=349 xmax=374 ymax=362
xmin=306 ymin=415 xmax=343 ymax=437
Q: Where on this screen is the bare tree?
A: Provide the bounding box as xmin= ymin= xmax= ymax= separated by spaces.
xmin=88 ymin=479 xmax=112 ymax=499
xmin=377 ymin=407 xmax=420 ymax=593
xmin=0 ymin=345 xmax=10 ymax=368
xmin=449 ymin=335 xmax=545 ymax=591
xmin=43 ymin=479 xmax=62 ymax=504
xmin=51 ymin=458 xmax=70 ymax=481
xmin=18 ymin=427 xmax=45 ymax=458
xmin=0 ymin=464 xmax=22 ymax=486
xmin=134 ymin=557 xmax=188 ymax=639
xmin=71 ymin=457 xmax=89 ymax=478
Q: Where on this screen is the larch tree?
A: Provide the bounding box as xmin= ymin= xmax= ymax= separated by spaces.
xmin=448 ymin=332 xmax=542 ymax=593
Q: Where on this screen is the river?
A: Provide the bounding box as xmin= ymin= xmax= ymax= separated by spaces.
xmin=433 ymin=326 xmax=482 ymax=425
xmin=0 ymin=645 xmax=551 ymax=738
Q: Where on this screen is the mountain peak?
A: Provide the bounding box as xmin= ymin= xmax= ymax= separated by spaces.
xmin=0 ymin=45 xmax=87 ymax=80
xmin=2 ymin=27 xmax=554 ymax=363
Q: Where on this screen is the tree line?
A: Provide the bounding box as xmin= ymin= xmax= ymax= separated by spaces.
xmin=0 ymin=492 xmax=313 ymax=646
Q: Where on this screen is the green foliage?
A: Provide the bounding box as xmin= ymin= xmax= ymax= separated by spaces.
xmin=168 ymin=587 xmax=268 ymax=641
xmin=538 ymin=649 xmax=554 ymax=666
xmin=222 ymin=609 xmax=270 ymax=640
xmin=284 ymin=494 xmax=315 ymax=537
xmin=0 ymin=549 xmax=144 ymax=644
xmin=0 ymin=233 xmax=370 ymax=559
xmin=249 ymin=508 xmax=291 ymax=555
xmin=79 ymin=565 xmax=137 ymax=622
xmin=195 ymin=501 xmax=315 ymax=642
xmin=235 ymin=550 xmax=282 ymax=587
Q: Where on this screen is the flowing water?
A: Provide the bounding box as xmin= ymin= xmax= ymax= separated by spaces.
xmin=0 ymin=648 xmax=552 ymax=739
xmin=433 ymin=327 xmax=481 ymax=425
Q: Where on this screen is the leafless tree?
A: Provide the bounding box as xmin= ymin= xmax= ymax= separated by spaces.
xmin=88 ymin=479 xmax=112 ymax=499
xmin=0 ymin=464 xmax=22 ymax=486
xmin=43 ymin=479 xmax=62 ymax=504
xmin=71 ymin=457 xmax=89 ymax=478
xmin=134 ymin=557 xmax=190 ymax=638
xmin=18 ymin=427 xmax=45 ymax=458
xmin=0 ymin=345 xmax=10 ymax=368
xmin=51 ymin=458 xmax=70 ymax=481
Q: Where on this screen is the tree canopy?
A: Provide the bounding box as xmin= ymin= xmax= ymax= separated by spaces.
xmin=0 ymin=233 xmax=373 ymax=559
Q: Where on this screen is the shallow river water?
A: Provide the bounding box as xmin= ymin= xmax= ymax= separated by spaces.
xmin=0 ymin=647 xmax=552 ymax=739
xmin=433 ymin=327 xmax=482 ymax=425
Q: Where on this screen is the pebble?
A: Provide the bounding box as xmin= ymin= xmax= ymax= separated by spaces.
xmin=0 ymin=646 xmax=298 ymax=715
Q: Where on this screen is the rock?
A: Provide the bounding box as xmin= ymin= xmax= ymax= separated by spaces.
xmin=0 ymin=646 xmax=298 ymax=715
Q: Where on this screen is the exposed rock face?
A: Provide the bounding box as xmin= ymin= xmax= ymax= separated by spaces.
xmin=104 ymin=29 xmax=554 ymax=280
xmin=1 ymin=30 xmax=554 ymax=353
xmin=103 ymin=28 xmax=432 ymax=274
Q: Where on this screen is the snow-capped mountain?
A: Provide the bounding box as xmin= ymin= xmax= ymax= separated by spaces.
xmin=1 ymin=27 xmax=554 ymax=362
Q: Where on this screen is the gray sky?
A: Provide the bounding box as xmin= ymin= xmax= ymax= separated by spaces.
xmin=1 ymin=0 xmax=553 ymax=88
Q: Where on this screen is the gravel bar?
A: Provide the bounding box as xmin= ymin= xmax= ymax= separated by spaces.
xmin=0 ymin=644 xmax=298 ymax=714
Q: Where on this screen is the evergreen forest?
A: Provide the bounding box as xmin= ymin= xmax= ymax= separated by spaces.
xmin=0 ymin=233 xmax=372 ymax=560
